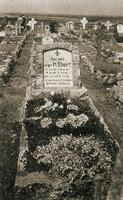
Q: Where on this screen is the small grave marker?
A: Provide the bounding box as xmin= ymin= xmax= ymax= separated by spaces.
xmin=81 ymin=17 xmax=88 ymax=30
xmin=105 ymin=21 xmax=112 ymax=30
xmin=117 ymin=24 xmax=123 ymax=36
xmin=44 ymin=24 xmax=50 ymax=32
xmin=0 ymin=31 xmax=6 ymax=37
xmin=27 ymin=18 xmax=37 ymax=31
xmin=66 ymin=21 xmax=74 ymax=30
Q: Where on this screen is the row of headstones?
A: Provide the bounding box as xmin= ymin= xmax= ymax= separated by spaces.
xmin=1 ymin=17 xmax=123 ymax=39
xmin=0 ymin=16 xmax=37 ymax=37
xmin=15 ymin=16 xmax=37 ymax=34
xmin=41 ymin=18 xmax=113 ymax=32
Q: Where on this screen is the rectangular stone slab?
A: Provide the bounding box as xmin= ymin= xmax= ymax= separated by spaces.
xmin=44 ymin=49 xmax=73 ymax=88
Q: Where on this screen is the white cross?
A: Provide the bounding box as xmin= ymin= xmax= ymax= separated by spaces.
xmin=28 ymin=18 xmax=37 ymax=31
xmin=80 ymin=17 xmax=88 ymax=30
xmin=105 ymin=21 xmax=112 ymax=30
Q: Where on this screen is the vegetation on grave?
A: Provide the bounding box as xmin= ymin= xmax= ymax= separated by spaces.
xmin=24 ymin=90 xmax=106 ymax=140
xmin=0 ymin=16 xmax=121 ymax=200
xmin=29 ymin=91 xmax=88 ymax=129
xmin=0 ymin=120 xmax=21 ymax=200
xmin=0 ymin=33 xmax=33 ymax=200
xmin=0 ymin=34 xmax=29 ymax=83
xmin=26 ymin=134 xmax=112 ymax=200
xmin=33 ymin=134 xmax=112 ymax=179
xmin=16 ymin=90 xmax=118 ymax=200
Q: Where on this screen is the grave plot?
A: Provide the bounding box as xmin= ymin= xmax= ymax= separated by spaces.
xmin=0 ymin=33 xmax=29 ymax=83
xmin=15 ymin=39 xmax=119 ymax=200
xmin=0 ymin=32 xmax=34 ymax=200
xmin=76 ymin=28 xmax=123 ymax=107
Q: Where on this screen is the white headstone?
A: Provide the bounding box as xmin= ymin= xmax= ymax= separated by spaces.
xmin=94 ymin=24 xmax=97 ymax=30
xmin=117 ymin=24 xmax=123 ymax=35
xmin=81 ymin=17 xmax=88 ymax=30
xmin=66 ymin=21 xmax=74 ymax=30
xmin=44 ymin=49 xmax=73 ymax=88
xmin=105 ymin=21 xmax=112 ymax=30
xmin=45 ymin=25 xmax=50 ymax=32
xmin=27 ymin=18 xmax=37 ymax=31
xmin=42 ymin=36 xmax=53 ymax=45
xmin=0 ymin=31 xmax=6 ymax=37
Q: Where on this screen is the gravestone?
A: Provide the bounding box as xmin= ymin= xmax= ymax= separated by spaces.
xmin=27 ymin=18 xmax=37 ymax=31
xmin=42 ymin=36 xmax=53 ymax=45
xmin=0 ymin=31 xmax=6 ymax=37
xmin=44 ymin=24 xmax=50 ymax=33
xmin=81 ymin=17 xmax=88 ymax=30
xmin=94 ymin=24 xmax=98 ymax=30
xmin=105 ymin=21 xmax=112 ymax=30
xmin=33 ymin=42 xmax=80 ymax=90
xmin=117 ymin=24 xmax=123 ymax=36
xmin=66 ymin=21 xmax=74 ymax=30
xmin=44 ymin=49 xmax=73 ymax=88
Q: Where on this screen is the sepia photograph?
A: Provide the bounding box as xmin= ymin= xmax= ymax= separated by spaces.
xmin=0 ymin=0 xmax=123 ymax=199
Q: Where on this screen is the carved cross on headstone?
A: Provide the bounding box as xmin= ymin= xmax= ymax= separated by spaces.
xmin=80 ymin=17 xmax=88 ymax=30
xmin=55 ymin=50 xmax=60 ymax=56
xmin=105 ymin=21 xmax=112 ymax=30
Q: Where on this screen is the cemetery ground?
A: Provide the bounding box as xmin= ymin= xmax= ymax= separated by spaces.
xmin=0 ymin=20 xmax=123 ymax=199
xmin=0 ymin=33 xmax=34 ymax=199
xmin=78 ymin=34 xmax=123 ymax=199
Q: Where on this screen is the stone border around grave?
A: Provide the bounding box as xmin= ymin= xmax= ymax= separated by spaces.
xmin=16 ymin=87 xmax=119 ymax=200
xmin=17 ymin=85 xmax=119 ymax=174
xmin=15 ymin=36 xmax=119 ymax=200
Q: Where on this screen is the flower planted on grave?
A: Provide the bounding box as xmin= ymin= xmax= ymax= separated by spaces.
xmin=32 ymin=134 xmax=113 ymax=199
xmin=40 ymin=117 xmax=52 ymax=128
xmin=32 ymin=90 xmax=89 ymax=132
